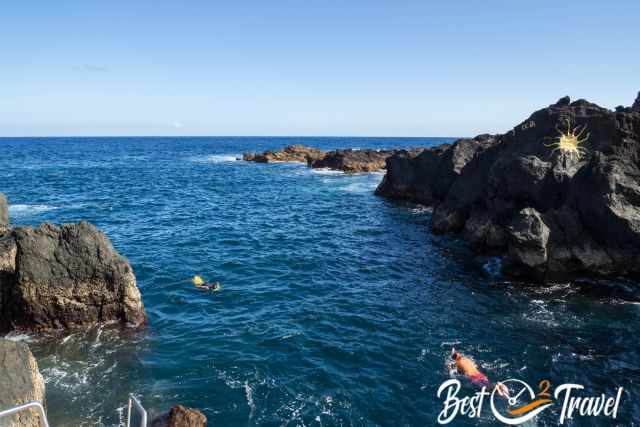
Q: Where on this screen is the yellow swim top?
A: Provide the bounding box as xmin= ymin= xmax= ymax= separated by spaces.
xmin=192 ymin=275 xmax=205 ymax=286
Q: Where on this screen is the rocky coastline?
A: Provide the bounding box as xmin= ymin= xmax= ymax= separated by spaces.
xmin=243 ymin=144 xmax=421 ymax=172
xmin=2 ymin=93 xmax=639 ymax=424
xmin=308 ymin=148 xmax=423 ymax=173
xmin=377 ymin=92 xmax=640 ymax=283
xmin=0 ymin=193 xmax=206 ymax=426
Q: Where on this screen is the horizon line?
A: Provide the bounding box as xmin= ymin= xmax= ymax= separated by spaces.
xmin=0 ymin=134 xmax=467 ymax=140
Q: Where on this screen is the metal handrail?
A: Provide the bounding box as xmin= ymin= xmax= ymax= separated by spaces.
xmin=126 ymin=394 xmax=148 ymax=427
xmin=0 ymin=400 xmax=50 ymax=427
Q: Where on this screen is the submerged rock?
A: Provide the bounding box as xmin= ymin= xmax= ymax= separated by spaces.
xmin=151 ymin=405 xmax=207 ymax=427
xmin=310 ymin=149 xmax=418 ymax=172
xmin=377 ymin=92 xmax=640 ymax=282
xmin=0 ymin=339 xmax=46 ymax=427
xmin=0 ymin=221 xmax=146 ymax=332
xmin=243 ymin=144 xmax=325 ymax=163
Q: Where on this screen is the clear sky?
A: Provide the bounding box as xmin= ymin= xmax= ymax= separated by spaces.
xmin=1 ymin=0 xmax=639 ymax=137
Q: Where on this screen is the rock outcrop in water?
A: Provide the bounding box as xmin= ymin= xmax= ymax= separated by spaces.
xmin=243 ymin=144 xmax=325 ymax=163
xmin=243 ymin=145 xmax=424 ymax=172
xmin=309 ymin=149 xmax=421 ymax=172
xmin=151 ymin=405 xmax=207 ymax=427
xmin=0 ymin=339 xmax=46 ymax=427
xmin=0 ymin=197 xmax=146 ymax=331
xmin=377 ymin=93 xmax=640 ymax=282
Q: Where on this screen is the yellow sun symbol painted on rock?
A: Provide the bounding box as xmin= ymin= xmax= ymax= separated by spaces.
xmin=547 ymin=118 xmax=590 ymax=159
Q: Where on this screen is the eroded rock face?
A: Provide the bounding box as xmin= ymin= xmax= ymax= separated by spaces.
xmin=503 ymin=208 xmax=550 ymax=280
xmin=633 ymin=91 xmax=640 ymax=112
xmin=0 ymin=339 xmax=46 ymax=427
xmin=0 ymin=192 xmax=8 ymax=226
xmin=243 ymin=145 xmax=325 ymax=163
xmin=151 ymin=405 xmax=207 ymax=427
xmin=377 ymin=136 xmax=496 ymax=206
xmin=377 ymin=93 xmax=640 ymax=282
xmin=0 ymin=221 xmax=146 ymax=332
xmin=310 ymin=149 xmax=414 ymax=172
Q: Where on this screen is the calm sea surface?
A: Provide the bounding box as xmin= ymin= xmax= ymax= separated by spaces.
xmin=1 ymin=137 xmax=638 ymax=426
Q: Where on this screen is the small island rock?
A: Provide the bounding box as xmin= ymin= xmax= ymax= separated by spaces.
xmin=243 ymin=145 xmax=325 ymax=163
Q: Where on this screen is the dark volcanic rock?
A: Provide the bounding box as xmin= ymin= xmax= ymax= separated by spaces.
xmin=377 ymin=93 xmax=640 ymax=282
xmin=310 ymin=149 xmax=413 ymax=173
xmin=151 ymin=405 xmax=207 ymax=427
xmin=633 ymin=91 xmax=640 ymax=112
xmin=0 ymin=339 xmax=46 ymax=427
xmin=0 ymin=192 xmax=8 ymax=226
xmin=377 ymin=136 xmax=497 ymax=206
xmin=0 ymin=221 xmax=146 ymax=332
xmin=243 ymin=145 xmax=325 ymax=163
xmin=502 ymin=208 xmax=550 ymax=280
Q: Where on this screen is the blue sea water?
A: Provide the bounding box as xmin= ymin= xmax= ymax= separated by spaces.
xmin=1 ymin=137 xmax=639 ymax=427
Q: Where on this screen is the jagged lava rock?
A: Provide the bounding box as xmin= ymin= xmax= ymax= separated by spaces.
xmin=0 ymin=339 xmax=46 ymax=427
xmin=377 ymin=93 xmax=640 ymax=282
xmin=377 ymin=136 xmax=496 ymax=204
xmin=151 ymin=405 xmax=207 ymax=427
xmin=310 ymin=149 xmax=419 ymax=172
xmin=0 ymin=221 xmax=146 ymax=332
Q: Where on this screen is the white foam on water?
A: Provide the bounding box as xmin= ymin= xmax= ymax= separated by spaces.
xmin=115 ymin=404 xmax=127 ymax=427
xmin=9 ymin=204 xmax=58 ymax=216
xmin=92 ymin=325 xmax=104 ymax=349
xmin=338 ymin=183 xmax=375 ymax=193
xmin=61 ymin=333 xmax=75 ymax=345
xmin=312 ymin=168 xmax=344 ymax=175
xmin=190 ymin=154 xmax=241 ymax=163
xmin=3 ymin=331 xmax=34 ymax=342
xmin=409 ymin=206 xmax=432 ymax=214
xmin=245 ymin=381 xmax=256 ymax=420
xmin=281 ymin=332 xmax=301 ymax=340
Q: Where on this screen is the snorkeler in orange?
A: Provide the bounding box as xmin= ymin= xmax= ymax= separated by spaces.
xmin=450 ymin=348 xmax=510 ymax=397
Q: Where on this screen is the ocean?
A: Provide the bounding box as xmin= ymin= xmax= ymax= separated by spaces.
xmin=1 ymin=137 xmax=638 ymax=426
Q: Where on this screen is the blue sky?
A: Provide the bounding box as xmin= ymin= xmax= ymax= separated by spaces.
xmin=1 ymin=1 xmax=638 ymax=137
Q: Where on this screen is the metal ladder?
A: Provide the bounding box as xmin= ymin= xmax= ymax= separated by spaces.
xmin=0 ymin=394 xmax=147 ymax=427
xmin=0 ymin=401 xmax=49 ymax=427
xmin=126 ymin=394 xmax=148 ymax=427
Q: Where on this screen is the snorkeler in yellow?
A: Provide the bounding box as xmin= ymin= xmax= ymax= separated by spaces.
xmin=192 ymin=275 xmax=221 ymax=292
